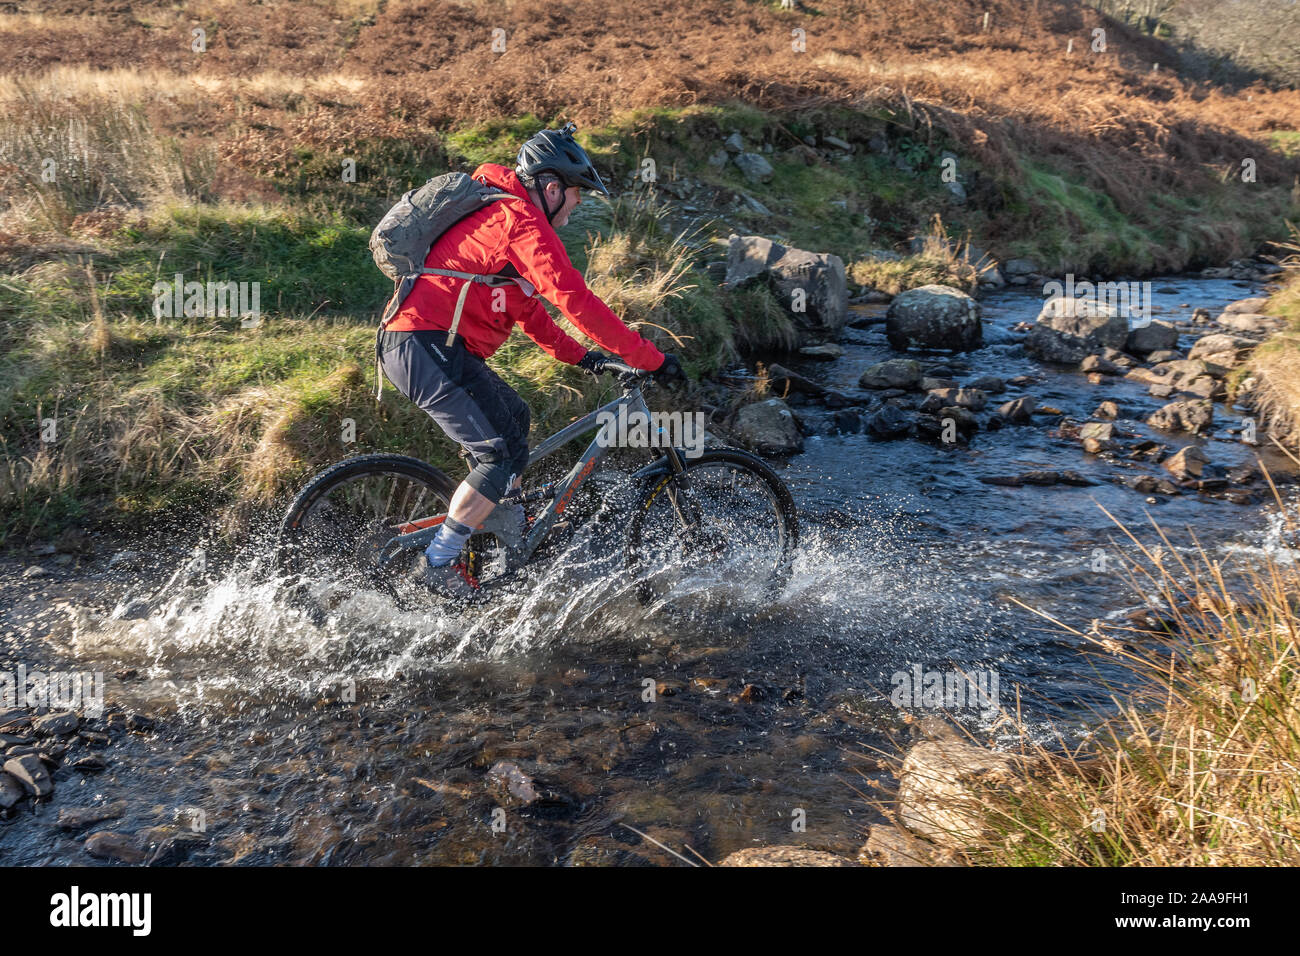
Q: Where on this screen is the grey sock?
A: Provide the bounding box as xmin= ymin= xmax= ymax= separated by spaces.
xmin=424 ymin=516 xmax=473 ymax=567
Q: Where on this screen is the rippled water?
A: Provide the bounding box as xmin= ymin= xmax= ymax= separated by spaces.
xmin=3 ymin=275 xmax=1296 ymax=865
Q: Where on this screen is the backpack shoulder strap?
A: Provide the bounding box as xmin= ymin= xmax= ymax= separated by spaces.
xmin=422 ymin=191 xmax=533 ymax=346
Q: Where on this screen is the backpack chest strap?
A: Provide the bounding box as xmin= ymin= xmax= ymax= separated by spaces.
xmin=420 ymin=268 xmax=537 ymax=346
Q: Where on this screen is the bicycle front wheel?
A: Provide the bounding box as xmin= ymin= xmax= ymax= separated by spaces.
xmin=277 ymin=454 xmax=458 ymax=616
xmin=624 ymin=449 xmax=798 ymax=607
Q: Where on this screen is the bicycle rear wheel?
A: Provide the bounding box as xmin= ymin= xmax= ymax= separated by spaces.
xmin=624 ymin=449 xmax=798 ymax=607
xmin=277 ymin=455 xmax=458 ymax=617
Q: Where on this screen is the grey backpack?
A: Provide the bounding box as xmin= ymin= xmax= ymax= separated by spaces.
xmin=369 ymin=171 xmax=532 ymax=396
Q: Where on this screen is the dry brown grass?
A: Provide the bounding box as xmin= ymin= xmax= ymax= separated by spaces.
xmin=849 ymin=215 xmax=982 ymax=294
xmin=82 ymin=260 xmax=112 ymax=358
xmin=584 ymin=193 xmax=700 ymax=355
xmin=0 ymin=66 xmax=369 ymax=107
xmin=1244 ymin=226 xmax=1300 ymax=450
xmin=940 ymin=498 xmax=1300 ymax=866
xmin=0 ymin=80 xmax=217 ymax=232
xmin=0 ymin=0 xmax=1294 ymax=215
xmin=1248 ymin=335 xmax=1300 ymax=452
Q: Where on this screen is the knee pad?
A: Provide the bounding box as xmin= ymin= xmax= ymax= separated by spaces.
xmin=465 ymin=460 xmax=512 ymax=503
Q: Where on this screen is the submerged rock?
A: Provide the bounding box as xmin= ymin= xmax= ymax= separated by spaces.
xmin=735 ymin=398 xmax=805 ymax=455
xmin=860 ymin=358 xmax=922 ymax=390
xmin=84 ymin=831 xmax=146 ymax=864
xmin=832 ymin=408 xmax=864 ymax=434
xmin=965 ymin=375 xmax=1005 ymax=394
xmin=1163 ymin=445 xmax=1211 ymax=481
xmin=1147 ymin=400 xmax=1214 ymax=435
xmin=58 ymin=800 xmax=128 ymax=830
xmin=485 ymin=761 xmax=539 ymax=806
xmin=798 ymin=343 xmax=844 ymax=360
xmin=767 ymin=363 xmax=848 ymax=404
xmin=107 ymin=550 xmax=145 ymax=570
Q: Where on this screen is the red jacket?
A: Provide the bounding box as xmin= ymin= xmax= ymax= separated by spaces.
xmin=386 ymin=163 xmax=665 ymax=371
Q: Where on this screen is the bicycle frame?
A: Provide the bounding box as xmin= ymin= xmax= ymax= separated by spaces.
xmin=383 ymin=380 xmax=689 ymax=572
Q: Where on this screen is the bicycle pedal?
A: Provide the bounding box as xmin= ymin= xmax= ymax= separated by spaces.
xmin=375 ymin=545 xmax=419 ymax=579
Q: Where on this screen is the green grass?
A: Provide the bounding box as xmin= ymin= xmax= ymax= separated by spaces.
xmin=1001 ymin=159 xmax=1294 ymax=275
xmin=1267 ymin=131 xmax=1300 ymax=158
xmin=273 ymin=134 xmax=448 ymax=223
xmin=444 ymin=114 xmax=549 ymax=169
xmin=576 ymin=102 xmax=947 ymax=256
xmin=107 ymin=204 xmax=385 ymax=317
xmin=1013 ymin=163 xmax=1158 ymax=273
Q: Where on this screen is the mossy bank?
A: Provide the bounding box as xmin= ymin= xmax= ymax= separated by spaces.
xmin=3 ymin=92 xmax=1298 ymax=541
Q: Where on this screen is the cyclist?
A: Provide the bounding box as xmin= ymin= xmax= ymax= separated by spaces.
xmin=378 ymin=122 xmax=686 ymax=599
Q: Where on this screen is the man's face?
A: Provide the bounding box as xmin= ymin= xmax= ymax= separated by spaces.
xmin=540 ymin=181 xmax=582 ymax=228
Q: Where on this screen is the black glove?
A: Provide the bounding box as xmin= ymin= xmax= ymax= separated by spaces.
xmin=653 ymin=353 xmax=688 ymax=386
xmin=576 ymin=350 xmax=612 ymax=375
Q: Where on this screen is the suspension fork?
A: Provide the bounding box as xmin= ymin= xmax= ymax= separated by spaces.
xmin=661 ymin=445 xmax=701 ymax=533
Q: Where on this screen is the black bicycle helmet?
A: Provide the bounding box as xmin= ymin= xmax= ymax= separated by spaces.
xmin=516 ymin=121 xmax=609 ymax=223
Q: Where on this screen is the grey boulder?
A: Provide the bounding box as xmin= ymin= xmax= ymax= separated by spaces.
xmin=885 ymin=285 xmax=982 ymax=352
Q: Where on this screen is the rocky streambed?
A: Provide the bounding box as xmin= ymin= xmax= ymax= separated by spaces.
xmin=2 ymin=272 xmax=1297 ymax=867
xmin=720 ymin=274 xmax=1290 ymax=511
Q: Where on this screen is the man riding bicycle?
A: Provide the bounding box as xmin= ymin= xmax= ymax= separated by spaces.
xmin=377 ymin=122 xmax=685 ymax=599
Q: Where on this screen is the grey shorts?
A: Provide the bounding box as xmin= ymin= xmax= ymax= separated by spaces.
xmin=378 ymin=330 xmax=531 ymax=503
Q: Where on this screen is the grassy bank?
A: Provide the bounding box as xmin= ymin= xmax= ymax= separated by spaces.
xmin=3 ymin=1 xmax=1300 ymax=541
xmin=0 ymin=188 xmax=801 ymax=541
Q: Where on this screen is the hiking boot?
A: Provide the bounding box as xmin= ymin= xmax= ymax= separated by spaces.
xmin=410 ymin=554 xmax=481 ymax=603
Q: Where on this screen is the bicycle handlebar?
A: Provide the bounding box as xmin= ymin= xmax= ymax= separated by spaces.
xmin=601 ymin=358 xmax=645 ymax=379
xmin=596 ymin=357 xmax=689 ymax=388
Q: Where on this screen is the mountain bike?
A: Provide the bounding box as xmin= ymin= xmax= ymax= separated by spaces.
xmin=276 ymin=360 xmax=798 ymax=616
